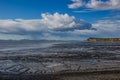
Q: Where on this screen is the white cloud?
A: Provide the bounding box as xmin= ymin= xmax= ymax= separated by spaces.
xmin=86 ymin=0 xmax=120 ymax=10
xmin=0 ymin=13 xmax=91 ymax=34
xmin=68 ymin=0 xmax=120 ymax=10
xmin=92 ymin=20 xmax=120 ymax=32
xmin=65 ymin=19 xmax=120 ymax=39
xmin=68 ymin=0 xmax=84 ymax=9
xmin=0 ymin=19 xmax=45 ymax=34
xmin=0 ymin=12 xmax=119 ymax=40
xmin=0 ymin=12 xmax=92 ymax=40
xmin=84 ymin=20 xmax=120 ymax=37
xmin=40 ymin=12 xmax=76 ymax=30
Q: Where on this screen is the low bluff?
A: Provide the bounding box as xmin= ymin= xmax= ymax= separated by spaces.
xmin=87 ymin=38 xmax=120 ymax=42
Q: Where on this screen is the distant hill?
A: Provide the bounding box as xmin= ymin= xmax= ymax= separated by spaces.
xmin=87 ymin=38 xmax=120 ymax=42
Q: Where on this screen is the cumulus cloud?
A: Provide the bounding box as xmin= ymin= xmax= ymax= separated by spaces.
xmin=68 ymin=0 xmax=120 ymax=10
xmin=0 ymin=19 xmax=45 ymax=34
xmin=0 ymin=12 xmax=119 ymax=40
xmin=40 ymin=12 xmax=92 ymax=31
xmin=0 ymin=13 xmax=92 ymax=34
xmin=0 ymin=12 xmax=92 ymax=40
xmin=43 ymin=19 xmax=120 ymax=39
xmin=93 ymin=20 xmax=120 ymax=30
xmin=87 ymin=0 xmax=120 ymax=10
xmin=72 ymin=20 xmax=120 ymax=38
xmin=68 ymin=0 xmax=84 ymax=9
xmin=40 ymin=13 xmax=76 ymax=31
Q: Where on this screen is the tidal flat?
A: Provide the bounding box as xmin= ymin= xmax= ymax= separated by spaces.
xmin=0 ymin=40 xmax=120 ymax=80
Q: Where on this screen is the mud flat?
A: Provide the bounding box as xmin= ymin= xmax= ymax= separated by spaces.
xmin=57 ymin=72 xmax=120 ymax=80
xmin=0 ymin=68 xmax=120 ymax=80
xmin=0 ymin=41 xmax=120 ymax=80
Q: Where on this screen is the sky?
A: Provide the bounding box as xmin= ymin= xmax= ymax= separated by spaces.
xmin=0 ymin=0 xmax=120 ymax=40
